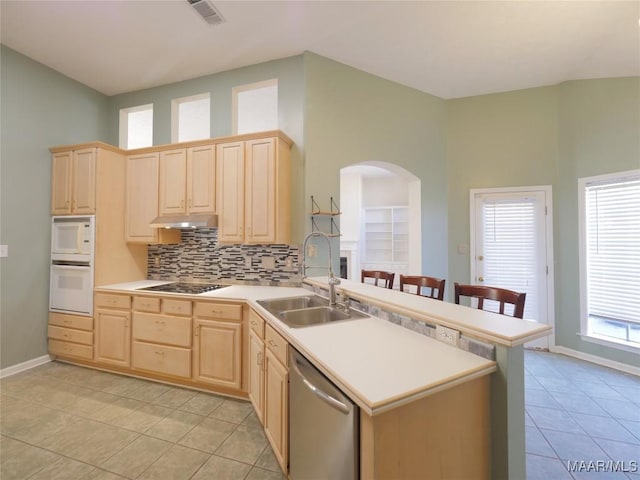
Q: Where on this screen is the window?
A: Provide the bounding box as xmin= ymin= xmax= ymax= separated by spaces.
xmin=171 ymin=93 xmax=210 ymax=143
xmin=579 ymin=170 xmax=640 ymax=349
xmin=119 ymin=104 xmax=153 ymax=149
xmin=232 ymin=79 xmax=277 ymax=134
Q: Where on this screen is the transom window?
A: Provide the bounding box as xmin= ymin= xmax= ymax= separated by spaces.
xmin=119 ymin=104 xmax=153 ymax=149
xmin=232 ymin=79 xmax=277 ymax=134
xmin=171 ymin=93 xmax=210 ymax=143
xmin=579 ymin=170 xmax=640 ymax=350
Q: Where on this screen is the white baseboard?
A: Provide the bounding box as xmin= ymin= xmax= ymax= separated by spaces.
xmin=0 ymin=355 xmax=53 ymax=379
xmin=550 ymin=346 xmax=640 ymax=377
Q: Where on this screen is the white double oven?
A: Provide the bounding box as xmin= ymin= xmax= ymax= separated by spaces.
xmin=50 ymin=216 xmax=95 ymax=316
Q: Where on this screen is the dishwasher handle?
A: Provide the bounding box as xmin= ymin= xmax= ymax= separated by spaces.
xmin=291 ymin=356 xmax=350 ymax=415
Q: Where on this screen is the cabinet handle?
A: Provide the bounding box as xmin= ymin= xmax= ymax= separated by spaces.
xmin=257 ymin=351 xmax=263 ymax=366
xmin=181 ymin=199 xmax=185 ymax=208
xmin=268 ymin=340 xmax=277 ymax=348
xmin=155 ymin=351 xmax=165 ymax=356
xmin=195 ymin=326 xmax=200 ymax=336
xmin=250 ymin=320 xmax=256 ymax=327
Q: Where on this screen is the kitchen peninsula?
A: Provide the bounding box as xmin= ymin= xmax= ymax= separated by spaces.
xmin=83 ymin=277 xmax=551 ymax=479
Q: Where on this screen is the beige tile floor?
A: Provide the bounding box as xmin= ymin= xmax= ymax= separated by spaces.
xmin=0 ymin=361 xmax=285 ymax=480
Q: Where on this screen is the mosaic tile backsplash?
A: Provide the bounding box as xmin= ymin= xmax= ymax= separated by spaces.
xmin=147 ymin=228 xmax=301 ymax=285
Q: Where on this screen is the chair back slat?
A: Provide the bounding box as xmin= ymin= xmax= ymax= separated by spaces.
xmin=454 ymin=283 xmax=526 ymax=319
xmin=399 ymin=275 xmax=446 ymax=301
xmin=361 ymin=270 xmax=395 ymax=289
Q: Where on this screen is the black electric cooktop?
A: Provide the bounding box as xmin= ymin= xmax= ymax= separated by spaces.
xmin=138 ymin=282 xmax=228 ymax=294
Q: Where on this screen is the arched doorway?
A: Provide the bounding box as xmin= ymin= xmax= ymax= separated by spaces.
xmin=340 ymin=162 xmax=421 ymax=285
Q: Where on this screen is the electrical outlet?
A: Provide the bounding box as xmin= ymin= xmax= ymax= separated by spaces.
xmin=244 ymin=256 xmax=252 ymax=268
xmin=307 ymin=244 xmax=317 ymax=258
xmin=285 ymin=256 xmax=293 ymax=268
xmin=436 ymin=325 xmax=460 ymax=347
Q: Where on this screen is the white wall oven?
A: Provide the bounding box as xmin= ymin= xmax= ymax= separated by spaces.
xmin=50 ymin=216 xmax=95 ymax=316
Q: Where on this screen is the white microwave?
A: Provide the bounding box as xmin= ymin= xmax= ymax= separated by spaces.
xmin=51 ymin=215 xmax=95 ymax=262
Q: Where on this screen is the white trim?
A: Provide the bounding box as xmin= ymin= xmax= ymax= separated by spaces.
xmin=469 ymin=185 xmax=555 ymax=349
xmin=231 ymin=78 xmax=277 ymax=135
xmin=550 ymin=345 xmax=640 ymax=377
xmin=170 ymin=92 xmax=210 ymax=143
xmin=0 ymin=355 xmax=52 ymax=379
xmin=578 ymin=333 xmax=640 ymax=355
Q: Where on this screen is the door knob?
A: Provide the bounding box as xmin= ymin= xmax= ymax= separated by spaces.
xmin=478 ymin=276 xmax=485 ymax=282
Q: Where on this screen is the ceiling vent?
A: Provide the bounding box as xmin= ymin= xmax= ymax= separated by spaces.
xmin=187 ymin=0 xmax=225 ymax=26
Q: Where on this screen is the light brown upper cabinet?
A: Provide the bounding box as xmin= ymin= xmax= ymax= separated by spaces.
xmin=158 ymin=145 xmax=215 ymax=216
xmin=125 ymin=152 xmax=180 ymax=244
xmin=51 ymin=147 xmax=96 ymax=215
xmin=216 ymin=136 xmax=291 ymax=244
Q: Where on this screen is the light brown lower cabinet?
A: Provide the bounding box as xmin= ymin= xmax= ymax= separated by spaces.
xmin=48 ymin=312 xmax=94 ymax=360
xmin=248 ymin=309 xmax=266 ymax=423
xmin=192 ymin=302 xmax=243 ymax=390
xmin=263 ymin=323 xmax=289 ymax=474
xmin=93 ymin=293 xmax=132 ymax=367
xmin=248 ymin=326 xmax=265 ymax=424
xmin=131 ymin=296 xmax=192 ymax=378
xmin=360 ymin=375 xmax=491 ymax=480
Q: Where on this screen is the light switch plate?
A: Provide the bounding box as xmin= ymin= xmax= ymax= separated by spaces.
xmin=0 ymin=245 xmax=7 ymax=258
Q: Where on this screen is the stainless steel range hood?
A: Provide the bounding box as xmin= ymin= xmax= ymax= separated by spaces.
xmin=149 ymin=214 xmax=218 ymax=229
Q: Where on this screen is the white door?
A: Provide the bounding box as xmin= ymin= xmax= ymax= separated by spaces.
xmin=471 ymin=187 xmax=554 ymax=349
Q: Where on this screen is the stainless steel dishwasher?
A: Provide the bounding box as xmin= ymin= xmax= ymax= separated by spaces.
xmin=289 ymin=347 xmax=359 ymax=480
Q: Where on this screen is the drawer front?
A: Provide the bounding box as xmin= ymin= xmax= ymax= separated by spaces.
xmin=195 ymin=302 xmax=242 ymax=321
xmin=48 ymin=325 xmax=93 ymax=346
xmin=132 ymin=341 xmax=191 ymax=378
xmin=133 ymin=296 xmax=161 ymax=313
xmin=249 ymin=309 xmax=265 ymax=338
xmin=49 ymin=312 xmax=93 ymax=331
xmin=265 ymin=324 xmax=288 ymax=366
xmin=95 ymin=293 xmax=131 ymax=310
xmin=49 ymin=339 xmax=93 ymax=360
xmin=133 ymin=312 xmax=192 ymax=347
xmin=163 ymin=298 xmax=192 ymax=316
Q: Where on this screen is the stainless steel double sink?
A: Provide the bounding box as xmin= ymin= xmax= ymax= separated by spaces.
xmin=257 ymin=295 xmax=368 ymax=328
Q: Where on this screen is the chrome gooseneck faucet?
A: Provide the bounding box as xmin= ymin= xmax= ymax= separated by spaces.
xmin=301 ymin=231 xmax=341 ymax=306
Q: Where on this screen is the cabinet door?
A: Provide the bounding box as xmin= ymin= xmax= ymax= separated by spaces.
xmin=159 ymin=149 xmax=187 ymax=216
xmin=51 ymin=151 xmax=72 ymax=214
xmin=187 ymin=145 xmax=215 ymax=213
xmin=125 ymin=153 xmax=160 ymax=243
xmin=248 ymin=329 xmax=265 ymax=424
xmin=193 ymin=319 xmax=242 ymax=389
xmin=72 ymin=147 xmax=96 ymax=214
xmin=264 ymin=349 xmax=288 ymax=472
xmin=245 ymin=138 xmax=276 ymax=244
xmin=94 ymin=308 xmax=131 ymax=367
xmin=216 ymin=142 xmax=245 ymax=243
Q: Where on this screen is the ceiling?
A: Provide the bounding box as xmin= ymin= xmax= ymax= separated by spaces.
xmin=1 ymin=1 xmax=638 ymax=99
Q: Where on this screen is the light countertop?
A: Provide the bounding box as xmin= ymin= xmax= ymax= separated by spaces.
xmin=96 ymin=280 xmax=497 ymax=415
xmin=305 ymin=277 xmax=553 ymax=347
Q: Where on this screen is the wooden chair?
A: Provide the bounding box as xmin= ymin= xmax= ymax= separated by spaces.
xmin=399 ymin=275 xmax=446 ymax=300
xmin=454 ymin=283 xmax=526 ymax=319
xmin=361 ymin=270 xmax=395 ymax=289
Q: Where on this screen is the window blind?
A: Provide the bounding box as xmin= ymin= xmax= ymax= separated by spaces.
xmin=586 ymin=176 xmax=640 ymax=325
xmin=482 ymin=199 xmax=538 ymax=320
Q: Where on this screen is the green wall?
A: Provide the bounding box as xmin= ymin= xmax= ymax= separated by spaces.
xmin=447 ymin=86 xmax=559 ymax=291
xmin=0 ymin=46 xmax=109 ymax=369
xmin=447 ymin=78 xmax=640 ymax=367
xmin=303 ymin=53 xmax=448 ymax=277
xmin=555 ymin=78 xmax=640 ymax=364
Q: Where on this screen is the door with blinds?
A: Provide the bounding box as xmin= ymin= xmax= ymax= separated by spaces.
xmin=471 ymin=188 xmax=553 ymax=349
